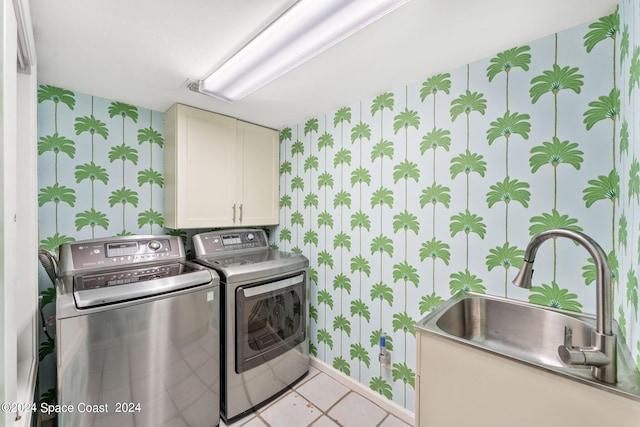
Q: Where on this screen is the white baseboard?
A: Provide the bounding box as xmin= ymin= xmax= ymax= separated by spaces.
xmin=310 ymin=356 xmax=415 ymax=426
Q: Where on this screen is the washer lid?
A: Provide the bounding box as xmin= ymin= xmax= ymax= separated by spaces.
xmin=196 ymin=249 xmax=308 ymax=283
xmin=73 ymin=262 xmax=215 ymax=308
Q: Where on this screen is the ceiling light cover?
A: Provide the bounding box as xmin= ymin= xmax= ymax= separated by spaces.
xmin=198 ymin=0 xmax=410 ymax=102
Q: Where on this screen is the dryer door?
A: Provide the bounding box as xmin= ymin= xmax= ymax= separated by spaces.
xmin=235 ymin=272 xmax=306 ymax=373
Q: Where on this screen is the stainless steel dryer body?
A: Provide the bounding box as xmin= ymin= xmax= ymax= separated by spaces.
xmin=56 ymin=235 xmax=220 ymax=427
xmin=192 ymin=229 xmax=309 ymax=423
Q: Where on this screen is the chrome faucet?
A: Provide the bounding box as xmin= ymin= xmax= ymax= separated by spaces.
xmin=512 ymin=228 xmax=617 ymax=384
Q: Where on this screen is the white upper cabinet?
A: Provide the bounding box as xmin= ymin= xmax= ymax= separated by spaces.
xmin=164 ymin=104 xmax=279 ymax=229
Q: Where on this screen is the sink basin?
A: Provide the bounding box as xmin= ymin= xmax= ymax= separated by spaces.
xmin=416 ymin=292 xmax=640 ymax=401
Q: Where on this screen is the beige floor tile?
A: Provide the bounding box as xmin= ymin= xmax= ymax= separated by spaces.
xmin=296 ymin=372 xmax=349 ymax=411
xmin=328 ymin=392 xmax=386 ymax=427
xmin=379 ymin=413 xmax=412 ymax=427
xmin=260 ymin=392 xmax=321 ymax=427
xmin=310 ymin=415 xmax=340 ymax=426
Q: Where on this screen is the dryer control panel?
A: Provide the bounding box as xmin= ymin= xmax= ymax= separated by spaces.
xmin=193 ymin=229 xmax=268 ymax=255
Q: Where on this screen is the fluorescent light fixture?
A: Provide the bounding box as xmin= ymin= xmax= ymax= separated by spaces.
xmin=198 ymin=0 xmax=410 ymax=102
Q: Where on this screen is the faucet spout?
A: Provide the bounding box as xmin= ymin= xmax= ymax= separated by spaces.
xmin=512 ymin=228 xmax=616 ymax=384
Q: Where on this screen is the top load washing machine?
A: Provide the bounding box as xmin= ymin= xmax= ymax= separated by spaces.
xmin=192 ymin=229 xmax=309 ymax=423
xmin=56 ymin=235 xmax=220 ymax=427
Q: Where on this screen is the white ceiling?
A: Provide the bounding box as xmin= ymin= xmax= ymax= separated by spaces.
xmin=30 ymin=0 xmax=617 ymax=130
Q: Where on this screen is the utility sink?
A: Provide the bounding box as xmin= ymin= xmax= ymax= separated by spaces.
xmin=415 ymin=292 xmax=640 ymax=426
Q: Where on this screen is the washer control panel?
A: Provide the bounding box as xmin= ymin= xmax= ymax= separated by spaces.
xmin=195 ymin=229 xmax=268 ymax=254
xmin=66 ymin=236 xmax=182 ymax=270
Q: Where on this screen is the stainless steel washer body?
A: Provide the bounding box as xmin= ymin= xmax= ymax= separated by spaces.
xmin=56 ymin=235 xmax=220 ymax=427
xmin=192 ymin=229 xmax=309 ymax=423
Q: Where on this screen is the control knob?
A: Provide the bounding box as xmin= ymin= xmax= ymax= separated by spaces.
xmin=147 ymin=240 xmax=162 ymax=251
xmin=246 ymin=233 xmax=255 ymax=241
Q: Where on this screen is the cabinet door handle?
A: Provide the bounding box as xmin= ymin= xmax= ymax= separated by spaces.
xmin=239 ymin=204 xmax=243 ymax=222
xmin=232 ymin=204 xmax=236 ymax=222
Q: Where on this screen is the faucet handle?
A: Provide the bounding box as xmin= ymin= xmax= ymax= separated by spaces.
xmin=563 ymin=326 xmax=573 ymax=348
xmin=558 ymin=325 xmax=611 ymax=368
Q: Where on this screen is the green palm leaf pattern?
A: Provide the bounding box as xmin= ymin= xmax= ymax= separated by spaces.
xmin=317 ymin=289 xmax=334 ymax=309
xmin=528 ymin=209 xmax=582 ymax=236
xmin=630 ymin=47 xmax=640 ymax=96
xmin=333 ymin=148 xmax=352 ymax=167
xmin=333 ymin=190 xmax=351 ymax=209
xmin=529 ymin=137 xmax=584 ymax=173
xmin=333 ymin=315 xmax=352 ymax=337
xmin=108 ymin=143 xmax=139 ymax=165
xmin=350 ymin=211 xmax=371 ymax=231
xmin=291 ymin=176 xmax=304 ymax=191
xmin=486 ymin=243 xmax=525 ymax=272
xmin=333 ymin=356 xmax=350 ymax=376
xmin=317 ymin=211 xmax=334 ymax=228
xmin=38 ymin=133 xmax=76 ymax=158
xmin=370 ymin=235 xmax=394 ymax=257
xmin=40 ymin=233 xmax=75 ymax=252
xmin=291 ymin=211 xmax=304 ymax=227
xmin=305 ymin=118 xmax=319 ymax=136
xmin=317 ymin=132 xmax=334 ymax=150
xmin=529 ymin=64 xmax=585 ymax=104
xmin=108 ymin=187 xmax=139 ymax=208
xmin=371 ymin=140 xmax=394 ymax=162
xmin=370 ymin=282 xmax=393 ymax=306
xmin=280 ymin=127 xmax=292 ymax=142
xmin=419 ymin=238 xmax=451 ymax=265
xmin=370 ymin=330 xmax=393 ymax=352
xmin=419 ymin=293 xmax=445 ymax=315
xmin=392 ymin=362 xmax=415 ymax=388
xmin=350 ymin=122 xmax=371 ymax=142
xmin=136 ymin=209 xmax=164 ymax=229
xmin=528 ymin=281 xmax=583 ymax=312
xmin=317 ymin=328 xmax=334 ymax=349
xmin=392 ymin=108 xmax=420 ymax=134
xmin=392 ymin=211 xmax=419 ymax=234
xmin=486 ymin=111 xmax=531 ymax=145
xmin=280 ymin=194 xmax=292 ymax=209
xmin=334 ymin=107 xmax=352 ymax=127
xmin=303 ymin=230 xmax=319 ymax=246
xmin=350 ymin=167 xmax=371 ymax=186
xmin=449 ymin=269 xmax=486 ymax=294
xmin=392 ymin=261 xmax=419 ymax=288
xmin=392 ymin=160 xmax=420 ymax=183
xmin=291 ymin=140 xmax=304 ymax=156
xmin=74 ymin=115 xmax=109 ymax=140
xmin=350 ymin=343 xmax=371 ymax=368
xmin=38 ymin=183 xmax=76 ymax=207
xmin=486 ymin=177 xmax=531 ymax=208
xmin=626 ymin=269 xmax=638 ymax=316
xmin=318 ymin=172 xmax=334 ymax=189
xmin=583 ymin=88 xmax=620 ymax=130
xmin=486 ymin=46 xmax=532 ymax=82
xmin=630 ymin=159 xmax=640 ymax=203
xmin=74 ymin=162 xmax=108 ymax=185
xmin=370 ymin=376 xmax=393 ymax=400
xmin=304 ymin=193 xmax=319 ymax=209
xmin=304 ymin=155 xmax=319 ymax=172
xmin=392 ymin=312 xmax=416 ymax=337
xmin=449 ymin=210 xmax=487 ymax=239
xmin=317 ymin=250 xmax=334 ymax=268
xmin=280 ymin=161 xmax=292 ymax=175
xmin=583 ymin=12 xmax=619 ymax=53
xmin=137 ymin=168 xmax=164 ymax=188
xmin=279 ymin=228 xmax=292 ymax=243
xmin=137 ymin=127 xmax=164 ymax=147
xmin=420 ymin=127 xmax=451 ymax=155
xmin=75 ymin=208 xmax=109 ymax=234
xmin=370 ymin=188 xmax=394 ymax=209
xmin=333 ymin=232 xmax=351 ymax=250
xmin=350 ymin=255 xmax=371 ymax=277
xmin=450 ymin=150 xmax=487 ymax=179
xmin=419 ymin=183 xmax=451 ymax=209
xmin=108 ymin=102 xmax=139 ymax=123
xmin=37 ymin=85 xmax=76 ymax=109
xmin=350 ymin=299 xmax=372 ymax=322
xmin=583 ymin=169 xmax=619 ymax=207
xmin=449 ymin=90 xmax=487 ymax=121
xmin=371 ymin=92 xmax=395 ymax=116
xmin=420 ymin=73 xmax=451 ymax=101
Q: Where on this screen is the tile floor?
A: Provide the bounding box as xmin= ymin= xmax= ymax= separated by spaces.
xmin=220 ymin=366 xmax=412 ymax=427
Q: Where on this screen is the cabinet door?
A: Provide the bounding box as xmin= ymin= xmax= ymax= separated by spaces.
xmin=236 ymin=121 xmax=279 ymax=226
xmin=165 ymin=104 xmax=237 ymax=228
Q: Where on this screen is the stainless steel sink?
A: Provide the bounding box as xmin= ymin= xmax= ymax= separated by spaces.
xmin=416 ymin=292 xmax=640 ymax=401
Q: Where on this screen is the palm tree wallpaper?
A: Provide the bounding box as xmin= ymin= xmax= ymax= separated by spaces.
xmin=34 ymin=1 xmax=640 ymax=416
xmin=36 ymin=88 xmax=165 ymax=400
xmin=276 ymin=8 xmax=639 ymax=410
